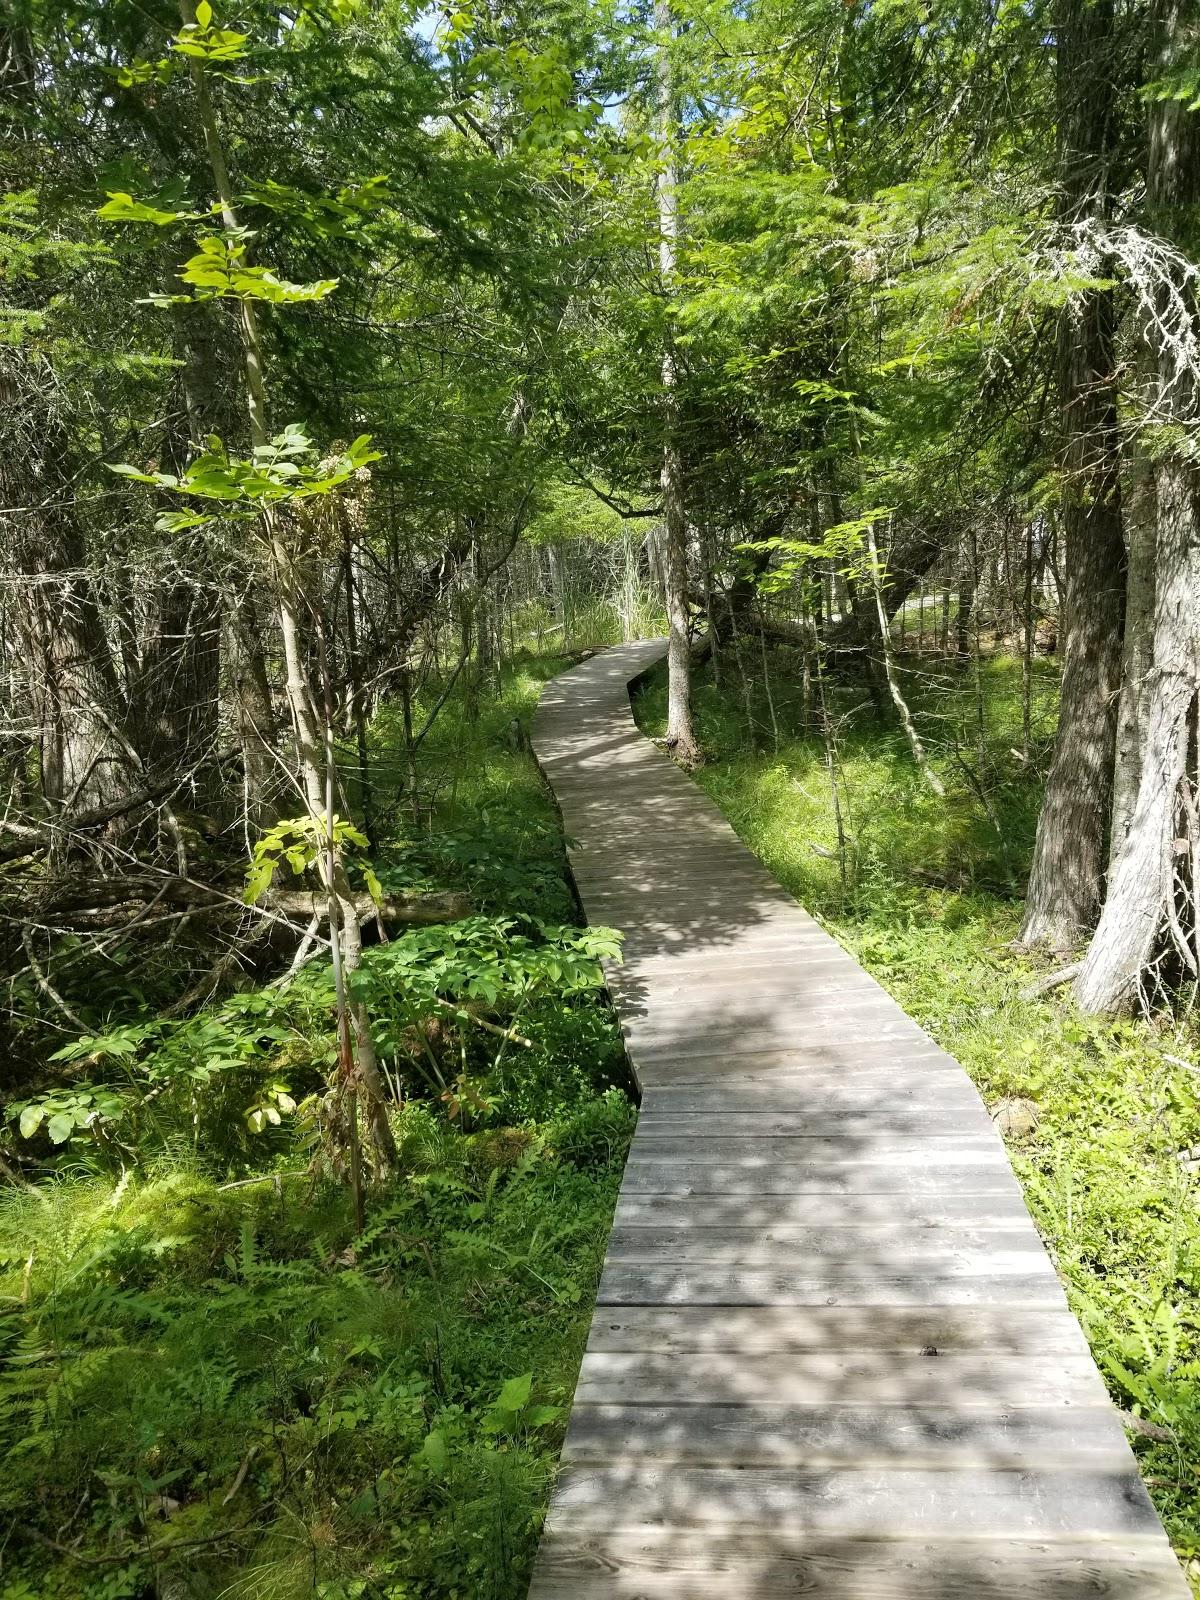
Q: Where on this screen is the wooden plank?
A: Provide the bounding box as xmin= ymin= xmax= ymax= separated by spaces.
xmin=635 ymin=1069 xmax=978 ymax=1112
xmin=633 ymin=1106 xmax=995 ymax=1137
xmin=583 ymin=1304 xmax=1094 ymax=1355
xmin=607 ymin=966 xmax=873 ymax=1004
xmin=625 ymin=1047 xmax=963 ymax=1087
xmin=621 ymin=1162 xmax=1023 ymax=1195
xmin=637 ymin=1082 xmax=986 ymax=1117
xmin=603 ymin=1224 xmax=1050 ymax=1263
xmin=618 ymin=975 xmax=899 ymax=1011
xmin=627 ymin=1014 xmax=939 ymax=1062
xmin=544 ymin=1466 xmax=1163 ymax=1538
xmin=622 ymin=1002 xmax=916 ymax=1043
xmin=612 ymin=1192 xmax=1035 ymax=1229
xmin=529 ymin=1533 xmax=1189 ymax=1599
xmin=575 ymin=1350 xmax=1105 ymax=1407
xmin=596 ymin=1263 xmax=1065 ymax=1307
xmin=560 ymin=1402 xmax=1134 ymax=1469
xmin=626 ymin=1135 xmax=1006 ymax=1165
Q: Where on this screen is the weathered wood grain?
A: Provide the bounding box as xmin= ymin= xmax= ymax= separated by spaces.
xmin=621 ymin=1160 xmax=1024 ymax=1195
xmin=584 ymin=1303 xmax=1094 ymax=1354
xmin=598 ymin=1262 xmax=1065 ymax=1307
xmin=633 ymin=1105 xmax=994 ymax=1136
xmin=613 ymin=1191 xmax=1037 ymax=1229
xmin=603 ymin=1222 xmax=1051 ymax=1263
xmin=544 ymin=1465 xmax=1163 ymax=1538
xmin=528 ymin=1533 xmax=1188 ymax=1599
xmin=574 ymin=1349 xmax=1107 ymax=1407
xmin=560 ymin=1402 xmax=1133 ymax=1468
xmin=526 ymin=641 xmax=1188 ymax=1599
xmin=626 ymin=1134 xmax=1006 ymax=1164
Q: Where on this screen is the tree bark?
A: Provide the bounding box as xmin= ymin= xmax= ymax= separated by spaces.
xmin=1075 ymin=0 xmax=1200 ymax=1010
xmin=1019 ymin=0 xmax=1126 ymax=950
xmin=655 ymin=0 xmax=699 ymax=765
xmin=1110 ymin=449 xmax=1157 ymax=851
xmin=182 ymin=6 xmax=395 ymax=1166
xmin=224 ymin=577 xmax=277 ymax=831
xmin=0 ymin=357 xmax=132 ymax=817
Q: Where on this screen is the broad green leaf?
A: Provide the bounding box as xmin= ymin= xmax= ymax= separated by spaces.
xmin=494 ymin=1372 xmax=532 ymax=1413
xmin=524 ymin=1404 xmax=561 ymax=1427
xmin=98 ymin=191 xmax=187 ymax=227
xmin=421 ymin=1429 xmax=448 ymax=1474
xmin=244 ymin=857 xmax=276 ymax=905
xmin=47 ymin=1112 xmax=76 ymax=1144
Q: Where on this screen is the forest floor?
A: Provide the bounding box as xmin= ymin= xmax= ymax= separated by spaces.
xmin=0 ymin=655 xmax=635 ymax=1600
xmin=635 ymin=644 xmax=1200 ymax=1587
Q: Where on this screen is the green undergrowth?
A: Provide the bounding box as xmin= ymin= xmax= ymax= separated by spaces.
xmin=637 ymin=647 xmax=1200 ymax=1584
xmin=0 ymin=652 xmax=635 ymax=1600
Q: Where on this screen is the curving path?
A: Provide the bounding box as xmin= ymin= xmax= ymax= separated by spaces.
xmin=527 ymin=639 xmax=1188 ymax=1599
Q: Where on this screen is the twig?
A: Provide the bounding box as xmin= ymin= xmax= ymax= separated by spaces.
xmin=29 ymin=1523 xmax=253 ymax=1567
xmin=222 ymin=1443 xmax=260 ymax=1505
xmin=432 ymin=996 xmax=533 ymax=1047
xmin=217 ymin=1172 xmax=306 ymax=1191
xmin=20 ymin=926 xmax=87 ymax=1031
xmin=1019 ymin=962 xmax=1081 ymax=1000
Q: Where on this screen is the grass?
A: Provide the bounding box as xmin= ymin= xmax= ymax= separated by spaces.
xmin=0 ymin=651 xmax=634 ymax=1600
xmin=636 ymin=644 xmax=1200 ymax=1586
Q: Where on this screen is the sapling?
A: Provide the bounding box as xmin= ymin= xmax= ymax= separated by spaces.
xmin=101 ymin=0 xmax=397 ymax=1178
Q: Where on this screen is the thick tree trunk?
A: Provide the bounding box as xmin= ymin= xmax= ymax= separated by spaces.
xmin=1110 ymin=452 xmax=1157 ymax=851
xmin=661 ymin=442 xmax=697 ymax=761
xmin=1076 ymin=0 xmax=1200 ymax=1008
xmin=1019 ymin=291 xmax=1126 ymax=946
xmin=133 ymin=571 xmax=221 ymax=787
xmin=1019 ymin=0 xmax=1126 ymax=949
xmin=1076 ymin=462 xmax=1200 ymax=1008
xmin=0 ymin=357 xmax=132 ymax=817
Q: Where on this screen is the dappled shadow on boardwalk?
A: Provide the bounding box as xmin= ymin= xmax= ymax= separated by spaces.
xmin=525 ymin=640 xmax=1190 ymax=1600
xmin=530 ymin=1526 xmax=1186 ymax=1598
xmin=535 ymin=641 xmax=954 ymax=1091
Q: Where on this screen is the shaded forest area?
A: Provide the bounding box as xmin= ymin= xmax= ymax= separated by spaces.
xmin=3 ymin=0 xmax=1200 ymax=1594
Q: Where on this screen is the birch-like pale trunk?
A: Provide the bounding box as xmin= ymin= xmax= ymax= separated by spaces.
xmin=1075 ymin=0 xmax=1200 ymax=1011
xmin=655 ymin=0 xmax=699 ymax=765
xmin=181 ymin=3 xmax=395 ymax=1164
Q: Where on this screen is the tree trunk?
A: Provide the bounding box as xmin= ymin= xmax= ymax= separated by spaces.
xmin=182 ymin=7 xmax=395 ymax=1166
xmin=1110 ymin=450 xmax=1157 ymax=851
xmin=0 ymin=357 xmax=132 ymax=817
xmin=656 ymin=0 xmax=699 ymax=765
xmin=1076 ymin=0 xmax=1200 ymax=1009
xmin=1018 ymin=0 xmax=1126 ymax=950
xmin=133 ymin=569 xmax=221 ymax=788
xmin=955 ymin=528 xmax=977 ymax=661
xmin=224 ymin=578 xmax=277 ymax=832
xmin=340 ymin=510 xmax=374 ymax=847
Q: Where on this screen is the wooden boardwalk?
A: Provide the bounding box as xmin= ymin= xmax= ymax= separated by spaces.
xmin=527 ymin=640 xmax=1189 ymax=1600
